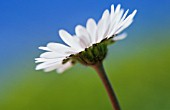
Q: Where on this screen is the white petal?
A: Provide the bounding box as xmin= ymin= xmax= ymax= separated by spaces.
xmin=115 ymin=4 xmax=121 ymax=14
xmin=110 ymin=5 xmax=115 ymax=22
xmin=108 ymin=6 xmax=121 ymax=37
xmin=115 ymin=20 xmax=133 ymax=34
xmin=35 ymin=58 xmax=62 ymax=63
xmin=108 ymin=9 xmax=124 ymax=37
xmin=57 ymin=61 xmax=73 ymax=73
xmin=36 ymin=60 xmax=63 ymax=70
xmin=120 ymin=9 xmax=129 ymax=22
xmin=39 ymin=46 xmax=51 ymax=51
xmin=113 ymin=33 xmax=127 ymax=41
xmin=44 ymin=65 xmax=58 ymax=72
xmin=59 ymin=30 xmax=82 ymax=50
xmin=86 ymin=18 xmax=97 ymax=44
xmin=35 ymin=58 xmax=48 ymax=63
xmin=47 ymin=42 xmax=77 ymax=54
xmin=115 ymin=10 xmax=137 ymax=34
xmin=130 ymin=10 xmax=137 ymax=19
xmin=97 ymin=9 xmax=110 ymax=42
xmin=75 ymin=25 xmax=91 ymax=47
xmin=102 ymin=10 xmax=111 ymax=39
xmin=111 ymin=4 xmax=115 ymax=15
xmin=44 ymin=61 xmax=73 ymax=73
xmin=40 ymin=52 xmax=66 ymax=59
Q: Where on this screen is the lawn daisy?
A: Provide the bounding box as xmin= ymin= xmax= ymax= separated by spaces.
xmin=35 ymin=4 xmax=137 ymax=110
xmin=35 ymin=4 xmax=137 ymax=73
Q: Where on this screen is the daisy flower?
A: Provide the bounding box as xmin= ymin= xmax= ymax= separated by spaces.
xmin=35 ymin=4 xmax=137 ymax=73
xmin=35 ymin=4 xmax=137 ymax=110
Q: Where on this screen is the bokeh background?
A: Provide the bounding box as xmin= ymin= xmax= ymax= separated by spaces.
xmin=0 ymin=0 xmax=170 ymax=110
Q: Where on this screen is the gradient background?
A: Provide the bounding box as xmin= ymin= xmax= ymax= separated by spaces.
xmin=0 ymin=0 xmax=170 ymax=110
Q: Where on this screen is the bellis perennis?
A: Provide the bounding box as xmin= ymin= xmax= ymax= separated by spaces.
xmin=35 ymin=4 xmax=137 ymax=73
xmin=35 ymin=4 xmax=137 ymax=110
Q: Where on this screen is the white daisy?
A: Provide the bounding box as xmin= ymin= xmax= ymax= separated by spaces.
xmin=35 ymin=4 xmax=137 ymax=73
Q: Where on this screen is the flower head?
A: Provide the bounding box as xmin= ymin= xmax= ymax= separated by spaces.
xmin=35 ymin=4 xmax=137 ymax=73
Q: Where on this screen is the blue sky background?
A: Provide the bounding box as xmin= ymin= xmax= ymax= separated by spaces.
xmin=0 ymin=0 xmax=170 ymax=75
xmin=0 ymin=0 xmax=170 ymax=110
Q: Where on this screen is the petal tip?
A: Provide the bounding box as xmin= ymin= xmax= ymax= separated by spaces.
xmin=133 ymin=10 xmax=137 ymax=14
xmin=35 ymin=66 xmax=40 ymax=70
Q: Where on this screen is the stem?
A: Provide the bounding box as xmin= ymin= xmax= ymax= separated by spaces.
xmin=92 ymin=62 xmax=121 ymax=110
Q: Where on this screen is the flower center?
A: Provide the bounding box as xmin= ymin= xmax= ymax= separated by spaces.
xmin=62 ymin=36 xmax=115 ymax=66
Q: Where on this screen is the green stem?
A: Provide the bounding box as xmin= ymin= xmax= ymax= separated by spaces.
xmin=92 ymin=62 xmax=121 ymax=110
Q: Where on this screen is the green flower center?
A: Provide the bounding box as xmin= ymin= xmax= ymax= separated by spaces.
xmin=62 ymin=36 xmax=115 ymax=66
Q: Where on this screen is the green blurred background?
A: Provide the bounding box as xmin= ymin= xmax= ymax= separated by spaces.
xmin=0 ymin=0 xmax=170 ymax=110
